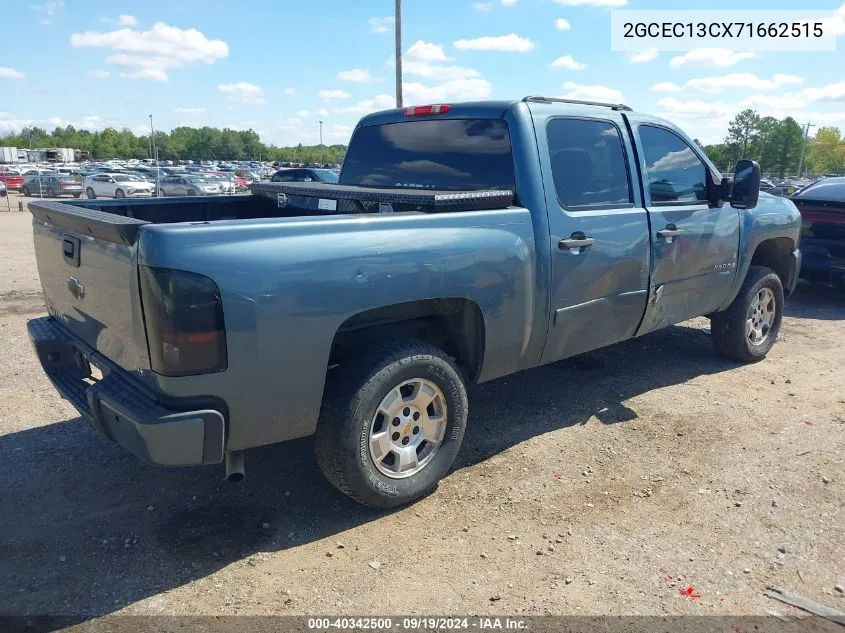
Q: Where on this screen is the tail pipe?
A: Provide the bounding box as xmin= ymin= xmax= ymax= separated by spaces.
xmin=225 ymin=451 xmax=245 ymax=483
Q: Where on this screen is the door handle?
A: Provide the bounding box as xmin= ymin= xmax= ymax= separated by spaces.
xmin=657 ymin=227 xmax=683 ymax=239
xmin=559 ymin=236 xmax=595 ymax=250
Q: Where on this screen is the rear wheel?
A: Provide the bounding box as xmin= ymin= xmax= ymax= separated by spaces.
xmin=85 ymin=187 xmax=96 ymax=199
xmin=22 ymin=187 xmax=31 ymax=197
xmin=314 ymin=341 xmax=468 ymax=508
xmin=711 ymin=266 xmax=784 ymax=362
xmin=46 ymin=188 xmax=55 ymax=198
xmin=187 ymin=189 xmax=197 ymax=196
xmin=72 ymin=193 xmax=81 ymax=198
xmin=114 ymin=188 xmax=125 ymax=199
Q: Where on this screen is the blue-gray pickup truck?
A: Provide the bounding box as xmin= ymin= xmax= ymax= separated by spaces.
xmin=27 ymin=97 xmax=802 ymax=508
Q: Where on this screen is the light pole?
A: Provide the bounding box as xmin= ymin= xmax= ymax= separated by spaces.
xmin=149 ymin=114 xmax=159 ymax=196
xmin=395 ymin=0 xmax=403 ymax=108
xmin=319 ymin=120 xmax=324 ymax=146
xmin=797 ymin=121 xmax=815 ymax=178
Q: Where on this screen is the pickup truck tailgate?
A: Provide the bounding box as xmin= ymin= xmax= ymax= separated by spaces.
xmin=30 ymin=200 xmax=151 ymax=374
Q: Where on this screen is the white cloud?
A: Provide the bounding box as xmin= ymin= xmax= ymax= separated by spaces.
xmin=31 ymin=0 xmax=64 ymax=25
xmin=174 ymin=107 xmax=205 ymax=113
xmin=738 ymin=94 xmax=807 ymax=111
xmin=802 ymin=81 xmax=845 ymax=102
xmin=0 ymin=113 xmax=109 ymax=135
xmin=99 ymin=15 xmax=138 ymax=26
xmin=406 ymin=40 xmax=452 ymax=62
xmin=552 ymin=0 xmax=626 ymax=6
xmin=501 ymin=0 xmax=519 ymax=4
xmin=70 ymin=22 xmax=229 ymax=82
xmin=772 ymin=74 xmax=802 ymax=85
xmin=0 ymin=67 xmax=25 ymax=79
xmin=820 ymin=3 xmax=845 ymax=37
xmin=218 ymin=82 xmax=265 ymax=104
xmin=472 ymin=2 xmax=493 ymax=10
xmin=550 ymin=55 xmax=586 ymax=70
xmin=369 ymin=16 xmax=394 ymax=34
xmin=686 ymin=73 xmax=783 ymax=93
xmin=626 ymin=48 xmax=658 ymax=63
xmin=298 ymin=110 xmax=310 ymax=118
xmin=318 ymin=89 xmax=352 ymax=101
xmin=316 ymin=108 xmax=330 ymax=116
xmin=338 ymin=68 xmax=377 ymax=83
xmin=87 ymin=69 xmax=110 ymax=79
xmin=404 ymin=79 xmax=493 ymax=103
xmin=555 ymin=18 xmax=572 ymax=31
xmin=651 ymin=82 xmax=680 ymax=92
xmin=453 ymin=33 xmax=536 ymax=52
xmin=669 ymin=48 xmax=756 ymax=68
xmin=283 ymin=87 xmax=296 ymax=96
xmin=655 ymin=97 xmax=730 ymax=119
xmin=333 ymin=94 xmax=396 ymax=115
xmin=559 ymin=81 xmax=623 ymax=103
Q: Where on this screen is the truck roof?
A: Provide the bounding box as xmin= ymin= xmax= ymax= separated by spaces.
xmin=357 ymin=96 xmax=676 ymax=129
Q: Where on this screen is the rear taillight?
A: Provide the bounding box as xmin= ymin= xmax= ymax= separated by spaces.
xmin=403 ymin=104 xmax=452 ymax=117
xmin=139 ymin=266 xmax=227 ymax=376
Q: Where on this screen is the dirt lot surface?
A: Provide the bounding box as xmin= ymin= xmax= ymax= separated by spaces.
xmin=1 ymin=192 xmax=843 ymax=623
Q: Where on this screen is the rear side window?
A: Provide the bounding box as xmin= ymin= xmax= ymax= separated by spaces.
xmin=546 ymin=118 xmax=632 ymax=208
xmin=639 ymin=125 xmax=708 ymax=204
xmin=341 ymin=119 xmax=514 ymax=191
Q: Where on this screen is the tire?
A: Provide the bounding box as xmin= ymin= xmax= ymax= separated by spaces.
xmin=711 ymin=265 xmax=784 ymax=363
xmin=157 ymin=188 xmax=165 ymax=197
xmin=85 ymin=187 xmax=96 ymax=199
xmin=73 ymin=193 xmax=81 ymax=198
xmin=314 ymin=340 xmax=469 ymax=508
xmin=22 ymin=187 xmax=30 ymax=197
xmin=187 ymin=189 xmax=196 ymax=196
xmin=46 ymin=188 xmax=55 ymax=198
xmin=115 ymin=189 xmax=125 ymax=199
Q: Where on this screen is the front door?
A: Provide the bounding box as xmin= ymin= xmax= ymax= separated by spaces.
xmin=531 ymin=108 xmax=651 ymax=364
xmin=626 ymin=120 xmax=741 ymax=334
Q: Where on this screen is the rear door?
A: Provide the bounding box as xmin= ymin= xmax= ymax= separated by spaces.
xmin=626 ymin=119 xmax=740 ymax=333
xmin=529 ymin=107 xmax=651 ymax=363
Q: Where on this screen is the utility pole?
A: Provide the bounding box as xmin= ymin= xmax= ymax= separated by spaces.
xmin=319 ymin=120 xmax=324 ymax=146
xmin=395 ymin=0 xmax=403 ymax=108
xmin=797 ymin=121 xmax=814 ymax=178
xmin=149 ymin=114 xmax=159 ymax=196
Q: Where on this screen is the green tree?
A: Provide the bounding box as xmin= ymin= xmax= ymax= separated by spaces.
xmin=807 ymin=127 xmax=845 ymax=175
xmin=725 ymin=109 xmax=761 ymax=163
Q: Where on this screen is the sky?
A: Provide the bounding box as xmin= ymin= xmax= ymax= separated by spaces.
xmin=1 ymin=0 xmax=844 ymax=147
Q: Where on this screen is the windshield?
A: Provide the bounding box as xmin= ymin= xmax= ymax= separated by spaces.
xmin=314 ymin=169 xmax=339 ymax=183
xmin=340 ymin=118 xmax=515 ymax=191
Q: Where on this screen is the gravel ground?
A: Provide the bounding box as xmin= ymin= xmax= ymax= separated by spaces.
xmin=1 ymin=195 xmax=843 ymax=623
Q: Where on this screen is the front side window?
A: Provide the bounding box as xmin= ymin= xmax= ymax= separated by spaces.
xmin=546 ymin=118 xmax=632 ymax=208
xmin=639 ymin=125 xmax=708 ymax=204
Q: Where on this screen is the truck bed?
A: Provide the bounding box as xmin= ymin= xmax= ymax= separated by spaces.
xmin=29 ymin=185 xmax=516 ymax=245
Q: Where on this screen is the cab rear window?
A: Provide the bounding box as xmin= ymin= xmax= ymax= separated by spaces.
xmin=340 ymin=119 xmax=515 ymax=191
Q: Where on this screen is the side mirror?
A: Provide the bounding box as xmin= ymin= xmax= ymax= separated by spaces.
xmin=730 ymin=159 xmax=761 ymax=210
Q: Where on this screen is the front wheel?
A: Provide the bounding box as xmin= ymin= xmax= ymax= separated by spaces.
xmin=711 ymin=265 xmax=784 ymax=362
xmin=85 ymin=187 xmax=96 ymax=199
xmin=314 ymin=341 xmax=469 ymax=508
xmin=187 ymin=189 xmax=197 ymax=196
xmin=114 ymin=189 xmax=125 ymax=199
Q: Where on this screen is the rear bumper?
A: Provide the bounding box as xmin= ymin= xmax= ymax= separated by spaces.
xmin=799 ymin=237 xmax=845 ymax=281
xmin=27 ymin=316 xmax=225 ymax=466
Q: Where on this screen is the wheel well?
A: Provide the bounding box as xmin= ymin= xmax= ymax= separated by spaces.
xmin=329 ymin=299 xmax=485 ymax=382
xmin=750 ymin=238 xmax=794 ymax=295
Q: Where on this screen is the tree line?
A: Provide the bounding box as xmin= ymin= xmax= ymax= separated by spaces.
xmin=698 ymin=109 xmax=845 ymax=177
xmin=0 ymin=125 xmax=347 ymax=164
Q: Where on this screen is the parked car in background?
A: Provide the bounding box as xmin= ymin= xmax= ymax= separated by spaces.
xmin=0 ymin=180 xmax=6 ymax=197
xmin=760 ymin=179 xmax=775 ymax=192
xmin=0 ymin=168 xmax=24 ymax=191
xmin=22 ymin=174 xmax=83 ymax=198
xmin=22 ymin=169 xmax=59 ymax=185
xmin=270 ymin=167 xmax=340 ymax=183
xmin=790 ymin=177 xmax=845 ymax=285
xmin=84 ymin=173 xmax=154 ymax=199
xmin=157 ymin=173 xmax=221 ymax=196
xmin=201 ymin=172 xmax=236 ymax=194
